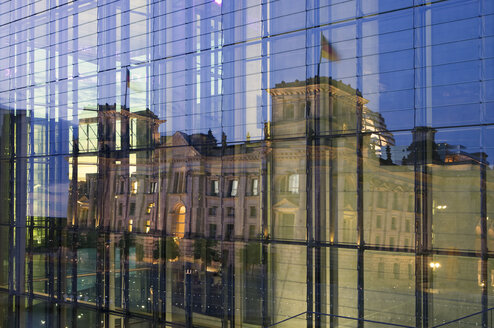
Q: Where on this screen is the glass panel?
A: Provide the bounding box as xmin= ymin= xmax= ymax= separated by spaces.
xmin=430 ymin=255 xmax=482 ymax=326
xmin=365 ymin=251 xmax=415 ymax=326
xmin=1 ymin=0 xmax=493 ymax=327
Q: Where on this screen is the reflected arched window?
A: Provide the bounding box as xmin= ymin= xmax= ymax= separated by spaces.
xmin=173 ymin=205 xmax=186 ymax=238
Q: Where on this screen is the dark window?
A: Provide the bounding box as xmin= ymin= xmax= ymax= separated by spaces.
xmin=208 ymin=206 xmax=217 ymax=216
xmin=173 ymin=172 xmax=179 ymax=192
xmin=249 ymin=225 xmax=256 ymax=239
xmin=129 ymin=202 xmax=136 ymax=216
xmin=285 ymin=103 xmax=294 ymax=120
xmin=209 ymin=224 xmax=217 ymax=238
xmin=378 ymin=262 xmax=384 ymax=279
xmin=118 ymin=203 xmax=123 ymax=216
xmin=120 ymin=180 xmax=125 ymax=194
xmin=174 ymin=172 xmax=185 ymax=193
xmin=393 ymin=263 xmax=400 ymax=279
xmin=278 ymin=213 xmax=295 ymax=238
xmin=377 ymin=192 xmax=387 ymax=208
xmin=408 ymin=194 xmax=414 ymax=212
xmin=391 ymin=217 xmax=397 ymax=230
xmin=392 ymin=193 xmax=400 ymax=210
xmin=225 ymin=224 xmax=234 ymax=240
xmin=227 ymin=207 xmax=235 ymax=217
xmin=249 ymin=206 xmax=257 ymax=218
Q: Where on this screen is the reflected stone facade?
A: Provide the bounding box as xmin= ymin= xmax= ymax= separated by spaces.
xmin=1 ymin=1 xmax=494 ymax=328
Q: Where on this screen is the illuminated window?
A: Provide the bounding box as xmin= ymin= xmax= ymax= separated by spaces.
xmin=173 ymin=205 xmax=186 ymax=238
xmin=230 ymin=179 xmax=238 ymax=197
xmin=146 ymin=203 xmax=155 ymax=214
xmin=288 ymin=174 xmax=299 ymax=194
xmin=131 ymin=181 xmax=138 ymax=194
xmin=251 ymin=178 xmax=259 ymax=196
xmin=145 ymin=220 xmax=151 ymax=233
xmin=149 ymin=181 xmax=157 ymax=194
xmin=211 ymin=180 xmax=219 ymax=196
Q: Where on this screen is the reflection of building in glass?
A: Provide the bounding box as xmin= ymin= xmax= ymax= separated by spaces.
xmin=2 ymin=1 xmax=494 ymax=327
xmin=2 ymin=73 xmax=494 ymax=327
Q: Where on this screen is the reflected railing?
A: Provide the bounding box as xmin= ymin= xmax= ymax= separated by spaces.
xmin=269 ymin=309 xmax=494 ymax=327
xmin=268 ymin=312 xmax=415 ymax=327
xmin=432 ymin=307 xmax=494 ymax=327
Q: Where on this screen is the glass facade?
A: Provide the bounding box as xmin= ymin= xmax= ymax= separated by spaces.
xmin=1 ymin=0 xmax=494 ymax=327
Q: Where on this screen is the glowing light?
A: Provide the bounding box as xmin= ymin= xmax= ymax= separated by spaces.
xmin=214 ymin=0 xmax=222 ymax=4
xmin=429 ymin=262 xmax=441 ymax=269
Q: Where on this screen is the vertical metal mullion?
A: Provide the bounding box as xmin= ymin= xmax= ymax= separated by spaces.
xmin=355 ymin=0 xmax=364 ymax=326
xmin=261 ymin=0 xmax=271 ymax=325
xmin=481 ymin=154 xmax=488 ymax=328
xmin=480 ymin=0 xmax=488 ymax=326
xmin=306 ymin=82 xmax=314 ymax=328
xmin=414 ymin=127 xmax=433 ymax=328
xmin=261 ymin=138 xmax=271 ymax=328
xmin=414 ymin=161 xmax=423 ymax=328
xmin=356 ymin=102 xmax=364 ymax=328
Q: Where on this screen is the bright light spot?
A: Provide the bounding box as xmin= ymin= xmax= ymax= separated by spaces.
xmin=429 ymin=262 xmax=441 ymax=269
xmin=214 ymin=0 xmax=222 ymax=4
xmin=41 ymin=320 xmax=46 ymax=325
xmin=141 ymin=305 xmax=145 ymax=309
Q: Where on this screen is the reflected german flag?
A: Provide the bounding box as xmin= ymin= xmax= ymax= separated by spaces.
xmin=320 ymin=33 xmax=339 ymax=61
